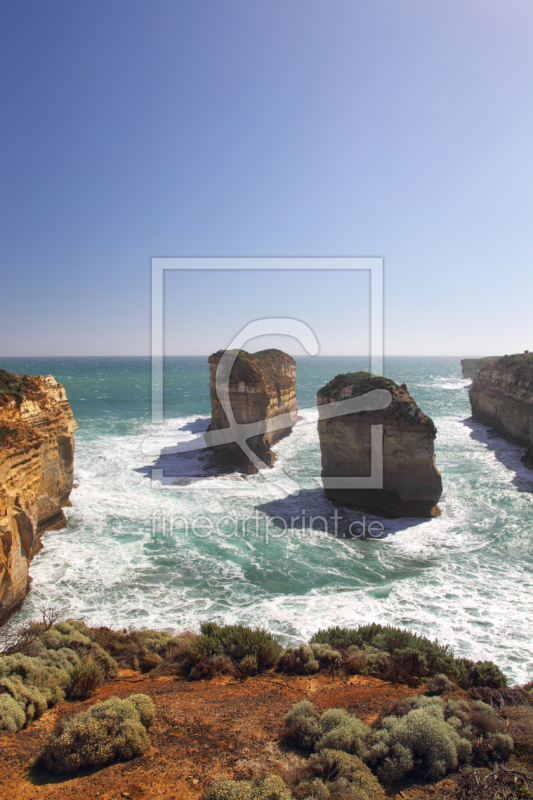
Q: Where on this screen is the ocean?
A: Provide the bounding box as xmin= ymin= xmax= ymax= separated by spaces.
xmin=3 ymin=355 xmax=533 ymax=684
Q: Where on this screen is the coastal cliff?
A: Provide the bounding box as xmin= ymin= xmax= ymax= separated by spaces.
xmin=461 ymin=357 xmax=500 ymax=379
xmin=205 ymin=349 xmax=297 ymax=472
xmin=317 ymin=372 xmax=442 ymax=518
xmin=469 ymin=354 xmax=533 ymax=458
xmin=0 ymin=370 xmax=77 ymax=623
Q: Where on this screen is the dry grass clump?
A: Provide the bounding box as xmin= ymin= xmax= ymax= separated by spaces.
xmin=291 ymin=749 xmax=386 ymax=800
xmin=500 ymin=706 xmax=533 ymax=765
xmin=36 ymin=694 xmax=156 ymax=773
xmin=455 ymin=765 xmax=533 ymax=800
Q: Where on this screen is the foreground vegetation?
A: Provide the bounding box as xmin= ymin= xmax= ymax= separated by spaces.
xmin=1 ymin=612 xmax=532 ymax=798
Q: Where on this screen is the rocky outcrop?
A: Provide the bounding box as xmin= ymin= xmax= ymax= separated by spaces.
xmin=205 ymin=349 xmax=297 ymax=472
xmin=469 ymin=354 xmax=533 ymax=458
xmin=461 ymin=357 xmax=501 ymax=379
xmin=0 ymin=370 xmax=77 ymax=623
xmin=317 ymin=372 xmax=442 ymax=518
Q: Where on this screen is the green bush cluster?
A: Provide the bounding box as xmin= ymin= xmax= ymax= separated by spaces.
xmin=188 ymin=623 xmax=282 ymax=679
xmin=368 ymin=696 xmax=472 ymax=782
xmin=310 ymin=624 xmax=507 ymax=688
xmin=36 ymin=693 xmax=156 ymax=773
xmin=284 ymin=694 xmax=514 ymax=786
xmin=284 ymin=701 xmax=370 ymax=759
xmin=277 ymin=643 xmax=340 ymax=675
xmin=0 ymin=620 xmax=118 ymax=733
xmin=295 ymin=749 xmax=386 ymax=800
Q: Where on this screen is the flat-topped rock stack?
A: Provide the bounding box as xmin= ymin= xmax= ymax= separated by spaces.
xmin=0 ymin=370 xmax=77 ymax=622
xmin=317 ymin=372 xmax=442 ymax=518
xmin=205 ymin=348 xmax=297 ymax=473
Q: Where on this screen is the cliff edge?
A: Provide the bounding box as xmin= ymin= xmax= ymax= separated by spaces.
xmin=0 ymin=370 xmax=77 ymax=623
xmin=317 ymin=372 xmax=442 ymax=518
xmin=205 ymin=349 xmax=297 ymax=473
xmin=469 ymin=354 xmax=533 ymax=458
xmin=461 ymin=356 xmax=500 ymax=379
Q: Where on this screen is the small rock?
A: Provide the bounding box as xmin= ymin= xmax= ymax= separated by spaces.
xmin=191 ymin=779 xmax=199 ymax=785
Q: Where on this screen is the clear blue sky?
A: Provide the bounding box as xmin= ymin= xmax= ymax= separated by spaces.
xmin=1 ymin=1 xmax=532 ymax=357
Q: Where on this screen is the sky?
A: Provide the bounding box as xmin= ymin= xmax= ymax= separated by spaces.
xmin=1 ymin=1 xmax=532 ymax=357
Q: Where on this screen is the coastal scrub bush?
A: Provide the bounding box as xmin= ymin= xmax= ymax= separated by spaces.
xmin=426 ymin=673 xmax=454 ymax=696
xmin=367 ymin=696 xmax=472 ymax=782
xmin=310 ymin=625 xmax=508 ymax=688
xmin=188 ymin=623 xmax=282 ymax=677
xmin=0 ymin=619 xmax=120 ymax=732
xmin=278 ymin=643 xmax=341 ymax=675
xmin=283 ymin=701 xmax=371 ymax=758
xmin=67 ymin=659 xmax=104 ymax=700
xmin=342 ymin=646 xmax=390 ymax=676
xmin=295 ymin=749 xmax=386 ymax=800
xmin=204 ymin=773 xmax=291 ymax=800
xmin=284 ymin=700 xmax=321 ymax=750
xmin=0 ymin=692 xmax=26 ymax=733
xmin=36 ymin=693 xmax=156 ymax=773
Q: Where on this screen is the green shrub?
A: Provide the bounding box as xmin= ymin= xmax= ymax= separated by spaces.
xmin=343 ymin=646 xmax=390 ymax=676
xmin=189 ymin=654 xmax=236 ymax=681
xmin=36 ymin=694 xmax=155 ymax=773
xmin=284 ymin=700 xmax=321 ymax=750
xmin=283 ymin=701 xmax=370 ymax=759
xmin=315 ymin=708 xmax=370 ymax=759
xmin=204 ymin=773 xmax=291 ymax=800
xmin=460 ymin=659 xmax=507 ymax=689
xmin=278 ymin=644 xmax=319 ymax=675
xmin=0 ymin=692 xmax=26 ymax=733
xmin=189 ymin=623 xmax=281 ymax=677
xmin=368 ymin=696 xmax=472 ymax=782
xmin=67 ymin=660 xmax=104 ymax=700
xmin=278 ymin=644 xmax=340 ymax=676
xmin=310 ymin=625 xmax=508 ymax=688
xmin=301 ymin=749 xmax=386 ymax=800
xmin=466 ymin=700 xmax=514 ymax=763
xmin=426 ymin=673 xmax=454 ymax=696
xmin=386 ymin=648 xmax=429 ymax=684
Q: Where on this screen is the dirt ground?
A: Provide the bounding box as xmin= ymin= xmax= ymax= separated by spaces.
xmin=0 ymin=670 xmax=468 ymax=800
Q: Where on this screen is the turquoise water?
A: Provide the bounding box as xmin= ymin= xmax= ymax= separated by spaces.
xmin=3 ymin=356 xmax=533 ymax=684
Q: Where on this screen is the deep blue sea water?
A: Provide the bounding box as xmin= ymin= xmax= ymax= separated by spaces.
xmin=3 ymin=355 xmax=533 ymax=684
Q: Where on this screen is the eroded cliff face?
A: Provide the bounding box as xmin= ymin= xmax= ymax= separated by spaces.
xmin=205 ymin=349 xmax=297 ymax=472
xmin=0 ymin=371 xmax=77 ymax=622
xmin=469 ymin=354 xmax=533 ymax=457
xmin=461 ymin=357 xmax=500 ymax=380
xmin=317 ymin=372 xmax=442 ymax=518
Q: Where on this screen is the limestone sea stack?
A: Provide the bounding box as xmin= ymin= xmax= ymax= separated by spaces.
xmin=461 ymin=357 xmax=501 ymax=380
xmin=0 ymin=371 xmax=77 ymax=622
xmin=205 ymin=349 xmax=297 ymax=473
xmin=317 ymin=372 xmax=442 ymax=518
xmin=469 ymin=354 xmax=533 ymax=458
